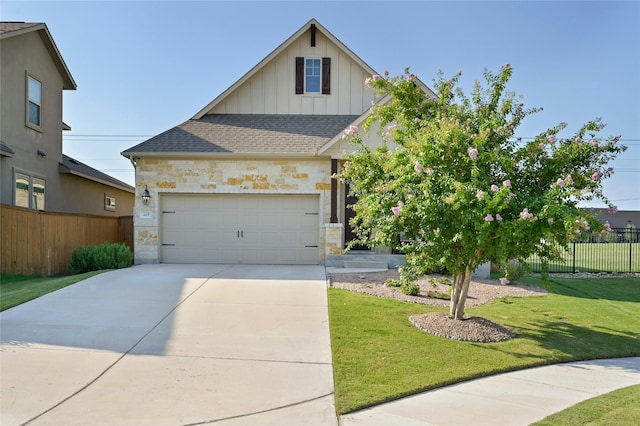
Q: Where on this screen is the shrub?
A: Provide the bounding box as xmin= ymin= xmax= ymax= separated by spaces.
xmin=502 ymin=259 xmax=528 ymax=283
xmin=69 ymin=242 xmax=133 ymax=274
xmin=401 ymin=281 xmax=420 ymax=296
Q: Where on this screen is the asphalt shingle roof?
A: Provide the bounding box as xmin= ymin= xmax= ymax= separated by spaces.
xmin=122 ymin=114 xmax=360 ymax=155
xmin=0 ymin=22 xmax=41 ymax=35
xmin=61 ymin=155 xmax=134 ymax=191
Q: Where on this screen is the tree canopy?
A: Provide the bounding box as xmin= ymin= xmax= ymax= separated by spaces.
xmin=342 ymin=65 xmax=626 ymax=319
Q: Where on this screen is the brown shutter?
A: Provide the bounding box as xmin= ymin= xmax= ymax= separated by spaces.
xmin=322 ymin=57 xmax=331 ymax=95
xmin=295 ymin=57 xmax=304 ymax=94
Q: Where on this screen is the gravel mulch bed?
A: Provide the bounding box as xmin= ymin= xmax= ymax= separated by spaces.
xmin=327 ymin=269 xmax=548 ymax=343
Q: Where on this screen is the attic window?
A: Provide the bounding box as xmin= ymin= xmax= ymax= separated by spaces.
xmin=295 ymin=57 xmax=331 ymax=95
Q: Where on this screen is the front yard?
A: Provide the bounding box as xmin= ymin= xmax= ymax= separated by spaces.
xmin=328 ymin=273 xmax=640 ymax=414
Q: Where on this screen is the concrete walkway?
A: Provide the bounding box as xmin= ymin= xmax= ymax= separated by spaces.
xmin=0 ymin=264 xmax=337 ymax=426
xmin=340 ymin=357 xmax=640 ymax=426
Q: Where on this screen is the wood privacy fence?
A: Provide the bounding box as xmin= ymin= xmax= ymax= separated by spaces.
xmin=1 ymin=204 xmax=133 ymax=276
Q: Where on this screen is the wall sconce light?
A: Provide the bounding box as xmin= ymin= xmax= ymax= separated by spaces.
xmin=142 ymin=186 xmax=151 ymax=205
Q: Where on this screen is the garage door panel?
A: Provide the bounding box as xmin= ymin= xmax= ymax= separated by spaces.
xmin=161 ymin=194 xmax=319 ymax=264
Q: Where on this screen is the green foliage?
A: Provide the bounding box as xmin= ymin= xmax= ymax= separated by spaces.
xmin=502 ymin=259 xmax=528 ymax=283
xmin=343 ymin=66 xmax=626 ymax=302
xmin=69 ymin=242 xmax=133 ymax=274
xmin=401 ymin=280 xmax=420 ymax=296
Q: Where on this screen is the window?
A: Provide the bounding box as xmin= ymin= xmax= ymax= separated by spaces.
xmin=15 ymin=172 xmax=45 ymax=210
xmin=295 ymin=57 xmax=331 ymax=95
xmin=28 ymin=76 xmax=42 ymax=127
xmin=15 ymin=173 xmax=30 ymax=208
xmin=33 ymin=178 xmax=45 ymax=210
xmin=105 ymin=195 xmax=116 ymax=211
xmin=305 ymin=58 xmax=321 ymax=93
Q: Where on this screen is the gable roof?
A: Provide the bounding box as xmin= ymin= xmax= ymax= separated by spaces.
xmin=0 ymin=22 xmax=76 ymax=90
xmin=192 ymin=18 xmax=378 ymax=119
xmin=121 ymin=114 xmax=359 ymax=157
xmin=59 ymin=155 xmax=134 ymax=193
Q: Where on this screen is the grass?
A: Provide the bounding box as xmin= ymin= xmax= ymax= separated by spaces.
xmin=0 ymin=271 xmax=105 ymax=311
xmin=532 ymin=384 xmax=640 ymax=425
xmin=526 ymin=242 xmax=640 ymax=273
xmin=328 ymin=275 xmax=640 ymax=415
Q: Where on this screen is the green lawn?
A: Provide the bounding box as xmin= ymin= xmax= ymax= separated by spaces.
xmin=532 ymin=384 xmax=640 ymax=425
xmin=328 ymin=276 xmax=640 ymax=414
xmin=0 ymin=271 xmax=105 ymax=311
xmin=527 ymin=242 xmax=640 ymax=273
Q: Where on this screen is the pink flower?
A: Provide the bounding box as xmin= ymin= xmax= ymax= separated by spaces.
xmin=372 ymin=74 xmax=381 ymax=81
xmin=496 ymin=214 xmax=503 ymax=221
xmin=592 ymin=171 xmax=603 ymax=181
xmin=424 ymin=168 xmax=434 ymax=175
xmin=344 ymin=125 xmax=358 ymax=136
xmin=491 ymin=184 xmax=499 ymax=192
xmin=391 ymin=201 xmax=404 ymax=215
xmin=555 ymin=178 xmax=564 ymax=187
xmin=520 ymin=208 xmax=533 ymax=219
xmin=604 ymin=221 xmax=612 ymax=231
xmin=565 ymin=174 xmax=573 ymax=185
xmin=414 ymin=161 xmax=424 ymax=173
xmin=467 ymin=147 xmax=479 ymax=160
xmin=548 ymin=135 xmax=556 ymax=144
xmin=609 ymin=205 xmax=618 ymax=214
xmin=484 ymin=214 xmax=494 ymax=222
xmin=499 ymin=277 xmax=510 ymax=285
xmin=503 ymin=180 xmax=511 ymax=187
xmin=476 ymin=190 xmax=485 ymax=201
xmin=548 ymin=218 xmax=554 ymax=224
xmin=591 ymin=139 xmax=599 ymax=147
xmin=575 ymin=136 xmax=582 ymax=143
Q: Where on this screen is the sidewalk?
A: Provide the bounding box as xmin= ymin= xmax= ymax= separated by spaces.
xmin=340 ymin=357 xmax=640 ymax=426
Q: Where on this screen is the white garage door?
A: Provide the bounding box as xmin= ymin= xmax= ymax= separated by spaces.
xmin=160 ymin=194 xmax=319 ymax=264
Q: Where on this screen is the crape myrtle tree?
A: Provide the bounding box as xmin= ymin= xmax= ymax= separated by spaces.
xmin=341 ymin=65 xmax=626 ymax=320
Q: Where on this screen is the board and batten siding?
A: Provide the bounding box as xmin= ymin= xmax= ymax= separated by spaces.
xmin=209 ymin=30 xmax=376 ymax=116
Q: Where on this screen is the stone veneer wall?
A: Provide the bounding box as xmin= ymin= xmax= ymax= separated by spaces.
xmin=133 ymin=157 xmax=336 ymax=264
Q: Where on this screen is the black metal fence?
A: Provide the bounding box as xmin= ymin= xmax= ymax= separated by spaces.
xmin=526 ymin=227 xmax=639 ymax=273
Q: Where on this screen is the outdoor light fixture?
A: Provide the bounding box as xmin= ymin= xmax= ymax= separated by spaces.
xmin=141 ymin=186 xmax=151 ymax=205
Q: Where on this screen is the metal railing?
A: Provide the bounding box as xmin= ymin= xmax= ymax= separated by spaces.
xmin=527 ymin=227 xmax=639 ymax=273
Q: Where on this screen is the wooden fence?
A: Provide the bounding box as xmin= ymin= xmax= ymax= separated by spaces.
xmin=1 ymin=204 xmax=133 ymax=276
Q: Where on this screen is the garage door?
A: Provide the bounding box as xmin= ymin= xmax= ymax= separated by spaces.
xmin=160 ymin=194 xmax=319 ymax=264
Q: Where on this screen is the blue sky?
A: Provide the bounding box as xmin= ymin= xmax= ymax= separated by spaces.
xmin=2 ymin=0 xmax=639 ymax=209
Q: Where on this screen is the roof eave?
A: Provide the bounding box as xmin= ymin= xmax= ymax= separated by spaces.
xmin=121 ymin=151 xmax=327 ymax=159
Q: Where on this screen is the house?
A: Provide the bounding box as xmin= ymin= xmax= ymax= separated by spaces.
xmin=122 ymin=19 xmax=432 ymax=265
xmin=592 ymin=208 xmax=639 ymax=229
xmin=0 ymin=22 xmax=134 ymax=216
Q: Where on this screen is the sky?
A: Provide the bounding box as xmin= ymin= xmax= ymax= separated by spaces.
xmin=2 ymin=0 xmax=639 ymax=210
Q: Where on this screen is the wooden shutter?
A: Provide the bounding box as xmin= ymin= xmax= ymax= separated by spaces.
xmin=322 ymin=57 xmax=331 ymax=95
xmin=295 ymin=57 xmax=304 ymax=94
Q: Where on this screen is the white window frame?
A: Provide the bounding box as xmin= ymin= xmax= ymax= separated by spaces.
xmin=26 ymin=74 xmax=42 ymax=130
xmin=305 ymin=58 xmax=321 ymax=94
xmin=105 ymin=195 xmax=116 ymax=211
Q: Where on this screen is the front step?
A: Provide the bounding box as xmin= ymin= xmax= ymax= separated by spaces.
xmin=343 ymin=260 xmax=389 ymax=269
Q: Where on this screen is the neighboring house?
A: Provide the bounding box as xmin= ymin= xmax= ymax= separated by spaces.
xmin=0 ymin=22 xmax=134 ymax=216
xmin=592 ymin=208 xmax=639 ymax=229
xmin=122 ymin=19 xmax=432 ymax=265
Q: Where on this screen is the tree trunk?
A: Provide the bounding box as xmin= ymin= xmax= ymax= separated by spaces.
xmin=449 ymin=266 xmax=472 ymax=320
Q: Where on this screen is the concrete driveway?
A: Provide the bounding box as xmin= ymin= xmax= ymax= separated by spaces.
xmin=1 ymin=264 xmax=338 ymax=426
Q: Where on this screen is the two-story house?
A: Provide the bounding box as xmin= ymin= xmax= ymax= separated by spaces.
xmin=0 ymin=22 xmax=134 ymax=216
xmin=122 ymin=19 xmax=433 ymax=266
